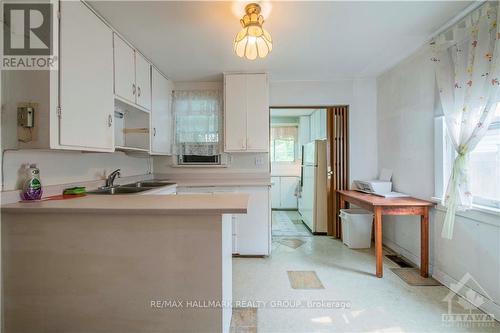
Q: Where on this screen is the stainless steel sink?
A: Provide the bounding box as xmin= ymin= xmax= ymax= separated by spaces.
xmin=88 ymin=187 xmax=153 ymax=195
xmin=123 ymin=181 xmax=177 ymax=188
xmin=88 ymin=179 xmax=176 ymax=195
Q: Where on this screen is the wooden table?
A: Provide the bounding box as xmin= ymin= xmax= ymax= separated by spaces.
xmin=337 ymin=190 xmax=435 ymax=278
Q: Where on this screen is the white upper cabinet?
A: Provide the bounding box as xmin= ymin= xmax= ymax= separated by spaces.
xmin=58 ymin=1 xmax=114 ymax=151
xmin=135 ymin=53 xmax=152 ymax=110
xmin=224 ymin=74 xmax=247 ymax=151
xmin=151 ymin=67 xmax=173 ymax=155
xmin=224 ymin=73 xmax=269 ymax=152
xmin=113 ymin=34 xmax=151 ymax=111
xmin=113 ymin=34 xmax=136 ymax=104
xmin=246 ymin=74 xmax=269 ymax=151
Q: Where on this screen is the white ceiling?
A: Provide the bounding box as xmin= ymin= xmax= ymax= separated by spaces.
xmin=89 ymin=1 xmax=472 ymax=82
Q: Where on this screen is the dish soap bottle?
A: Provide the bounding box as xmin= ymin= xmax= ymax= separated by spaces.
xmin=21 ymin=164 xmax=43 ymax=201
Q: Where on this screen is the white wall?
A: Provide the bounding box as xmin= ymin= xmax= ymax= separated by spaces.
xmin=1 ymin=150 xmax=151 ymax=191
xmin=154 ymin=79 xmax=379 ymax=181
xmin=270 ymin=79 xmax=379 ymax=182
xmin=377 ymin=44 xmax=500 ymax=318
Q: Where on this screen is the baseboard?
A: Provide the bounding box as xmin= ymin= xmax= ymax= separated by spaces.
xmin=384 ymin=238 xmax=499 ymax=322
xmin=433 ymin=267 xmax=500 ymax=322
xmin=382 ymin=237 xmax=434 ymax=272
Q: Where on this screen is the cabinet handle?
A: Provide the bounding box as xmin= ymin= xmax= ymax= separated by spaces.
xmin=108 ymin=114 xmax=113 ymax=127
xmin=138 ymin=86 xmax=141 ymax=97
xmin=132 ymin=83 xmax=136 ymax=95
xmin=153 ymin=128 xmax=156 ymax=136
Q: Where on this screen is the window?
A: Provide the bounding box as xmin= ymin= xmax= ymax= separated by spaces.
xmin=468 ymin=107 xmax=500 ymax=209
xmin=172 ymin=90 xmax=222 ymax=157
xmin=436 ymin=106 xmax=500 ymax=210
xmin=270 ymin=126 xmax=298 ymax=163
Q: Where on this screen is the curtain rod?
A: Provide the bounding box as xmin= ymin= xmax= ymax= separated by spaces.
xmin=428 ymin=1 xmax=486 ymax=40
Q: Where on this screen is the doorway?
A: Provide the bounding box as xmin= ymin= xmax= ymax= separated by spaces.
xmin=269 ymin=107 xmax=349 ymax=239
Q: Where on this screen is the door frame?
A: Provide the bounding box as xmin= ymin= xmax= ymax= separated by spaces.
xmin=269 ymin=106 xmax=350 ymax=238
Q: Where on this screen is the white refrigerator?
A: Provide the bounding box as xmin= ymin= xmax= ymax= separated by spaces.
xmin=299 ymin=140 xmax=327 ymax=233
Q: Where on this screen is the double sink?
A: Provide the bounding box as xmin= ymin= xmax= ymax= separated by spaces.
xmin=88 ymin=180 xmax=176 ymax=195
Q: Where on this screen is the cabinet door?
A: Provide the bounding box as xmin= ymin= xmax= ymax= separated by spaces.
xmin=280 ymin=177 xmax=299 ymax=209
xmin=224 ymin=74 xmax=247 ymax=151
xmin=236 ymin=187 xmax=270 ymax=255
xmin=246 ymin=74 xmax=269 ymax=151
xmin=151 ymin=68 xmax=172 ymax=154
xmin=113 ymin=34 xmax=136 ymax=103
xmin=59 ymin=1 xmax=114 ymax=151
xmin=135 ymin=53 xmax=152 ymax=110
xmin=271 ymin=177 xmax=281 ymax=209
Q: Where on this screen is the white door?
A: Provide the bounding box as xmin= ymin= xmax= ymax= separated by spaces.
xmin=113 ymin=34 xmax=135 ymax=103
xmin=59 ymin=1 xmax=114 ymax=151
xmin=224 ymin=74 xmax=247 ymax=151
xmin=135 ymin=53 xmax=151 ymax=110
xmin=246 ymin=74 xmax=269 ymax=151
xmin=280 ymin=177 xmax=299 ymax=209
xmin=151 ymin=68 xmax=172 ymax=154
xmin=235 ymin=187 xmax=270 ymax=255
xmin=271 ymin=177 xmax=281 ymax=209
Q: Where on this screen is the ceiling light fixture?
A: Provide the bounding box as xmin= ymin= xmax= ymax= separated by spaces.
xmin=233 ymin=3 xmax=272 ymax=60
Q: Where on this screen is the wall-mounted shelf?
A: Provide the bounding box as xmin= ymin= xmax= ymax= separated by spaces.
xmin=114 ymin=99 xmax=150 ymax=151
xmin=114 ymin=95 xmax=150 ymax=114
xmin=115 ymin=145 xmax=150 ymax=153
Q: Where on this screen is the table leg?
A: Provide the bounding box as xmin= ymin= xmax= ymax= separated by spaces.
xmin=374 ymin=207 xmax=383 ymax=278
xmin=420 ymin=208 xmax=429 ymax=278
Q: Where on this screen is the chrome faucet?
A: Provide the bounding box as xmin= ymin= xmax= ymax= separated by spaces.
xmin=105 ymin=169 xmax=121 ymax=188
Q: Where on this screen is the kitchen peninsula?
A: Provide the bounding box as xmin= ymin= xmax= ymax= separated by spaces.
xmin=1 ymin=193 xmax=248 ymax=333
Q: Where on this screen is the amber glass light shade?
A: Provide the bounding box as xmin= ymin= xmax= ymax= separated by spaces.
xmin=233 ymin=3 xmax=273 ymax=60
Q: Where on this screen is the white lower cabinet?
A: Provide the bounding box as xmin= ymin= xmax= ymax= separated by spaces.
xmin=271 ymin=177 xmax=281 ymax=208
xmin=176 ymin=185 xmax=271 ymax=255
xmin=271 ymin=176 xmax=299 ymax=209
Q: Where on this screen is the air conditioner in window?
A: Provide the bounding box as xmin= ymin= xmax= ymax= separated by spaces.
xmin=177 ymin=154 xmax=229 ymax=166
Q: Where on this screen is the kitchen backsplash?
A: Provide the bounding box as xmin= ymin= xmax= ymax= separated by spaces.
xmin=1 ymin=149 xmax=151 ymax=191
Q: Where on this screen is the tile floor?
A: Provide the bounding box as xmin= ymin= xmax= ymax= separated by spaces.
xmin=272 ymin=210 xmax=311 ymax=237
xmin=233 ymin=211 xmax=499 ymax=332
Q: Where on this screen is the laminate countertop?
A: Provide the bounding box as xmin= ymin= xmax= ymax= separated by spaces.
xmin=1 ymin=193 xmax=249 ymax=215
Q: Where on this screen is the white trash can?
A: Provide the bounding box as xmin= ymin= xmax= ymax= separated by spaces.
xmin=340 ymin=209 xmax=374 ymax=249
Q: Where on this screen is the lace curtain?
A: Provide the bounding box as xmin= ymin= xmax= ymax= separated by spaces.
xmin=431 ymin=2 xmax=500 ymax=239
xmin=173 ymin=90 xmax=223 ymax=156
xmin=271 ymin=126 xmax=298 ymax=140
